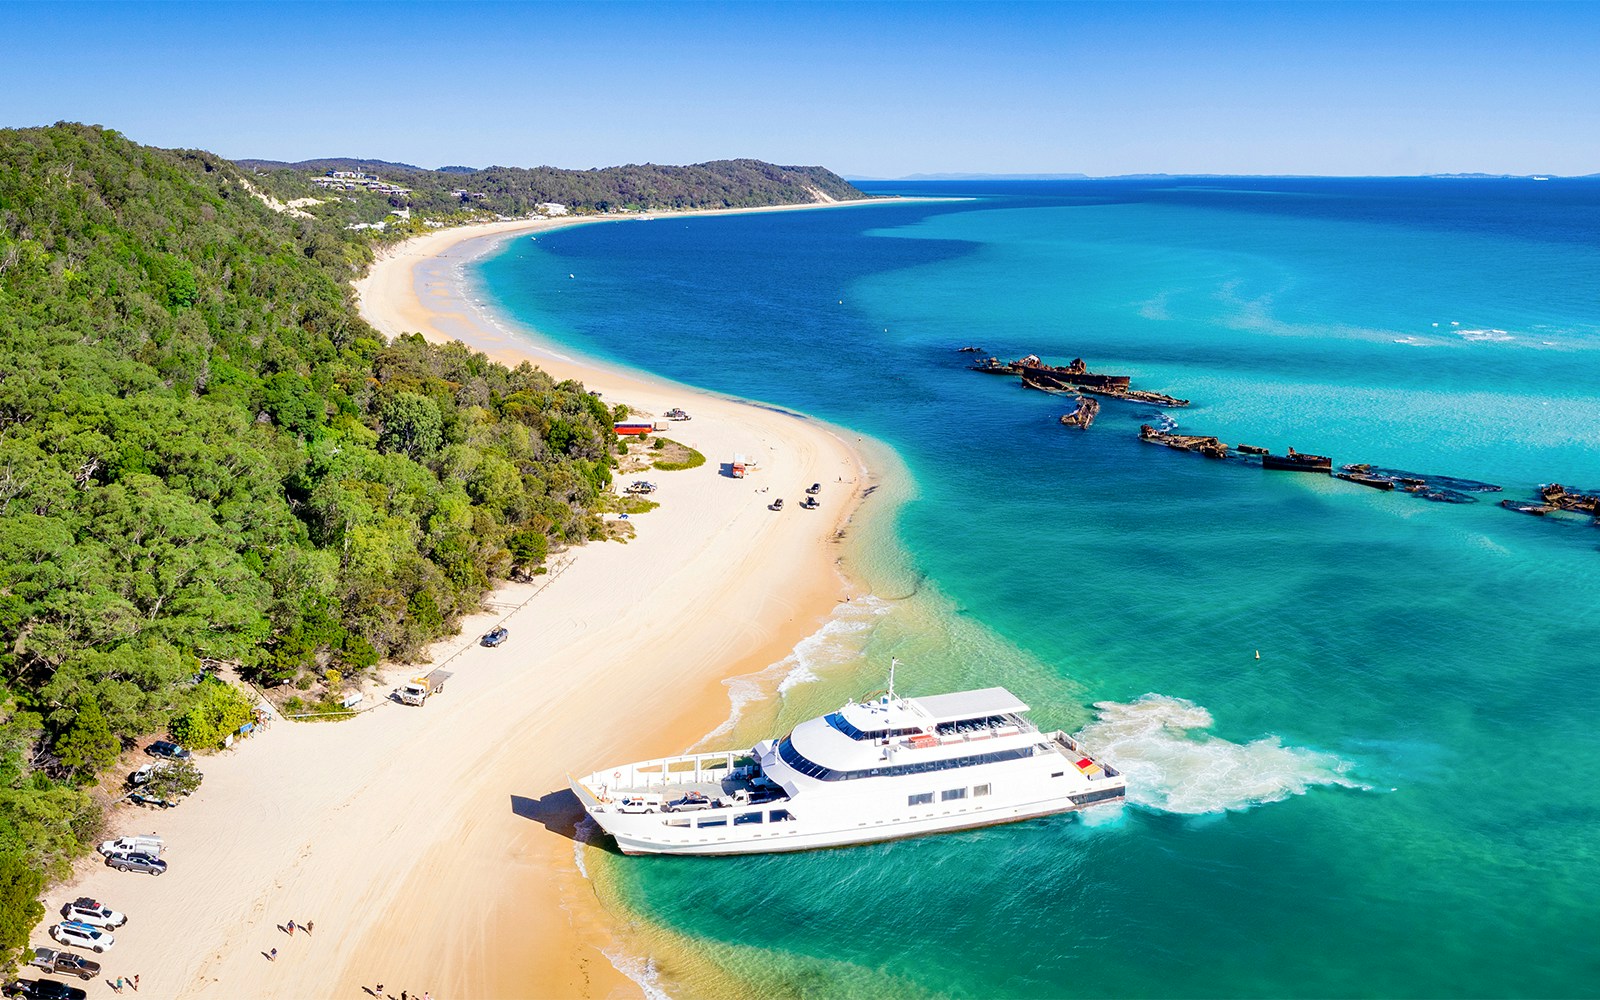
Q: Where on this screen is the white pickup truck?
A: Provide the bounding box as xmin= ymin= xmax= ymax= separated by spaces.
xmin=98 ymin=834 xmax=163 ymax=857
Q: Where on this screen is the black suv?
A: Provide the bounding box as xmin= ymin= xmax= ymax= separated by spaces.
xmin=146 ymin=740 xmax=191 ymax=760
xmin=4 ymin=980 xmax=89 ymax=1000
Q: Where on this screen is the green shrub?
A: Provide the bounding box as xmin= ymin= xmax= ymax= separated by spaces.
xmin=169 ymin=680 xmax=255 ymax=750
xmin=653 ymin=441 xmax=707 ymax=471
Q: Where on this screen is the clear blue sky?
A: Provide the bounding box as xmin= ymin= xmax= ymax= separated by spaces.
xmin=3 ymin=1 xmax=1597 ymax=176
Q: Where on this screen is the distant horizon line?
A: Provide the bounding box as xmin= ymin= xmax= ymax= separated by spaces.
xmin=847 ymin=171 xmax=1597 ymax=182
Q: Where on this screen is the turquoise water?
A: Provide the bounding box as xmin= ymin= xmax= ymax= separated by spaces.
xmin=476 ymin=180 xmax=1600 ymax=999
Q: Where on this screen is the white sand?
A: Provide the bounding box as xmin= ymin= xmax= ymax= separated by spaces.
xmin=51 ymin=204 xmax=891 ymax=998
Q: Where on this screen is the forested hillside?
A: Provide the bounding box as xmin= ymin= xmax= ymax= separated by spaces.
xmin=240 ymin=154 xmax=867 ymax=222
xmin=0 ymin=123 xmax=621 ymax=967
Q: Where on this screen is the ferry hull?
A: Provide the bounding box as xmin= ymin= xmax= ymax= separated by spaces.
xmin=569 ymin=690 xmax=1127 ymax=858
xmin=599 ymin=793 xmax=1119 ymax=856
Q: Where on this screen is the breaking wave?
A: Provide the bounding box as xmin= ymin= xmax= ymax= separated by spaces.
xmin=700 ymin=595 xmax=891 ymax=744
xmin=1076 ymin=694 xmax=1368 ymax=814
xmin=602 ymin=948 xmax=672 ymax=1000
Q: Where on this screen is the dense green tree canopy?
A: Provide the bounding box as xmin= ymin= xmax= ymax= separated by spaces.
xmin=0 ymin=122 xmax=652 ymax=971
xmin=237 ymin=154 xmax=868 ymax=224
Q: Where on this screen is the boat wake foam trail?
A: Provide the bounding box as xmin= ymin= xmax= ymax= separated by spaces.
xmin=700 ymin=596 xmax=892 ymax=744
xmin=1076 ymin=695 xmax=1367 ymax=814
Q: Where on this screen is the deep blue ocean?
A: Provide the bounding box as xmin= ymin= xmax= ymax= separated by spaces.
xmin=475 ymin=179 xmax=1600 ymax=999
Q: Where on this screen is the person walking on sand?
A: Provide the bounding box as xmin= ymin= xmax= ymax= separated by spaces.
xmin=286 ymin=919 xmax=295 ymax=937
xmin=132 ymin=975 xmax=140 ymax=991
xmin=112 ymin=979 xmax=124 ymax=994
xmin=304 ymin=920 xmax=314 ymax=936
xmin=268 ymin=948 xmax=278 ymax=962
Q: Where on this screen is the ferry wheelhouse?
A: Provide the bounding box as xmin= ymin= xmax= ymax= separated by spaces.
xmin=570 ymin=679 xmax=1125 ymax=856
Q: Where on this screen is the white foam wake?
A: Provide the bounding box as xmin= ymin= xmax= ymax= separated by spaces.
xmin=1076 ymin=694 xmax=1367 ymax=814
xmin=700 ymin=596 xmax=892 ymax=744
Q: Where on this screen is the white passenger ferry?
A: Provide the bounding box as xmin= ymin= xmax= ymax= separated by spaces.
xmin=570 ymin=672 xmax=1125 ymax=855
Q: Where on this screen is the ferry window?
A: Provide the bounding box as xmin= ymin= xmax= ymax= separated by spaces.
xmin=908 ymin=792 xmax=933 ymax=806
xmin=941 ymin=788 xmax=967 ymax=802
xmin=781 ymin=735 xmax=1034 ymax=783
xmin=825 ymin=713 xmax=928 ymax=742
xmin=697 ymin=817 xmax=727 ymax=828
xmin=769 ymin=809 xmax=794 ymax=822
xmin=973 ymin=784 xmax=992 ymax=797
xmin=734 ymin=812 xmax=763 ymax=825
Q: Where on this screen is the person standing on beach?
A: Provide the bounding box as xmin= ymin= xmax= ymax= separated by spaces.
xmin=305 ymin=920 xmax=314 ymax=935
xmin=268 ymin=948 xmax=277 ymax=962
xmin=286 ymin=919 xmax=295 ymax=937
xmin=132 ymin=975 xmax=140 ymax=991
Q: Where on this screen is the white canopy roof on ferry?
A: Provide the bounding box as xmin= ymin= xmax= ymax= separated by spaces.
xmin=903 ymin=687 xmax=1028 ymax=724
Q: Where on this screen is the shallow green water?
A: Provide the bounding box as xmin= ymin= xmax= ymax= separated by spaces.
xmin=478 ymin=179 xmax=1600 ymax=998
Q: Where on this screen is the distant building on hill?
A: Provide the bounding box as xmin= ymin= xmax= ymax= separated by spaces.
xmin=312 ymin=170 xmax=410 ymax=197
xmin=538 ymin=202 xmax=569 ymax=216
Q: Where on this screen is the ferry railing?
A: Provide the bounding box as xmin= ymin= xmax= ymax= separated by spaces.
xmin=603 ymin=749 xmax=763 ymax=792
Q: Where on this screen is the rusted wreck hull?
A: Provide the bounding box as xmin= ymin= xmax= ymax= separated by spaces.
xmin=1060 ymin=397 xmax=1100 ymax=429
xmin=970 ymin=359 xmax=1021 ymax=374
xmin=1139 ymin=424 xmax=1228 ymax=459
xmin=1261 ymin=451 xmax=1332 ymax=473
xmin=1538 ymin=483 xmax=1600 ymax=515
xmin=1017 ymin=365 xmax=1131 ymax=391
xmin=1335 ymin=472 xmax=1397 ymax=490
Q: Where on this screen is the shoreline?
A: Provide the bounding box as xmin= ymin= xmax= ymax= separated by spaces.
xmin=352 ymin=203 xmax=886 ymax=999
xmin=49 ymin=199 xmax=888 ymax=1000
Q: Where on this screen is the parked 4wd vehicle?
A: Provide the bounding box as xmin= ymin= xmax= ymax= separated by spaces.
xmin=105 ymin=851 xmax=166 ymax=876
xmin=125 ymin=762 xmax=167 ymax=787
xmin=27 ymin=948 xmax=99 ymax=981
xmin=98 ymin=835 xmax=163 ymax=857
xmin=145 ymin=740 xmax=191 ymax=760
xmin=48 ymin=922 xmax=113 ymax=953
xmin=59 ymin=898 xmax=125 ymax=928
xmin=480 ymin=627 xmax=509 ymax=647
xmin=663 ymin=791 xmax=713 ymax=813
xmin=4 ymin=978 xmax=89 ymax=1000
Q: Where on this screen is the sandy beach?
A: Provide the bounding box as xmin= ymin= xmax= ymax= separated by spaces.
xmin=51 ymin=203 xmax=891 ymax=999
